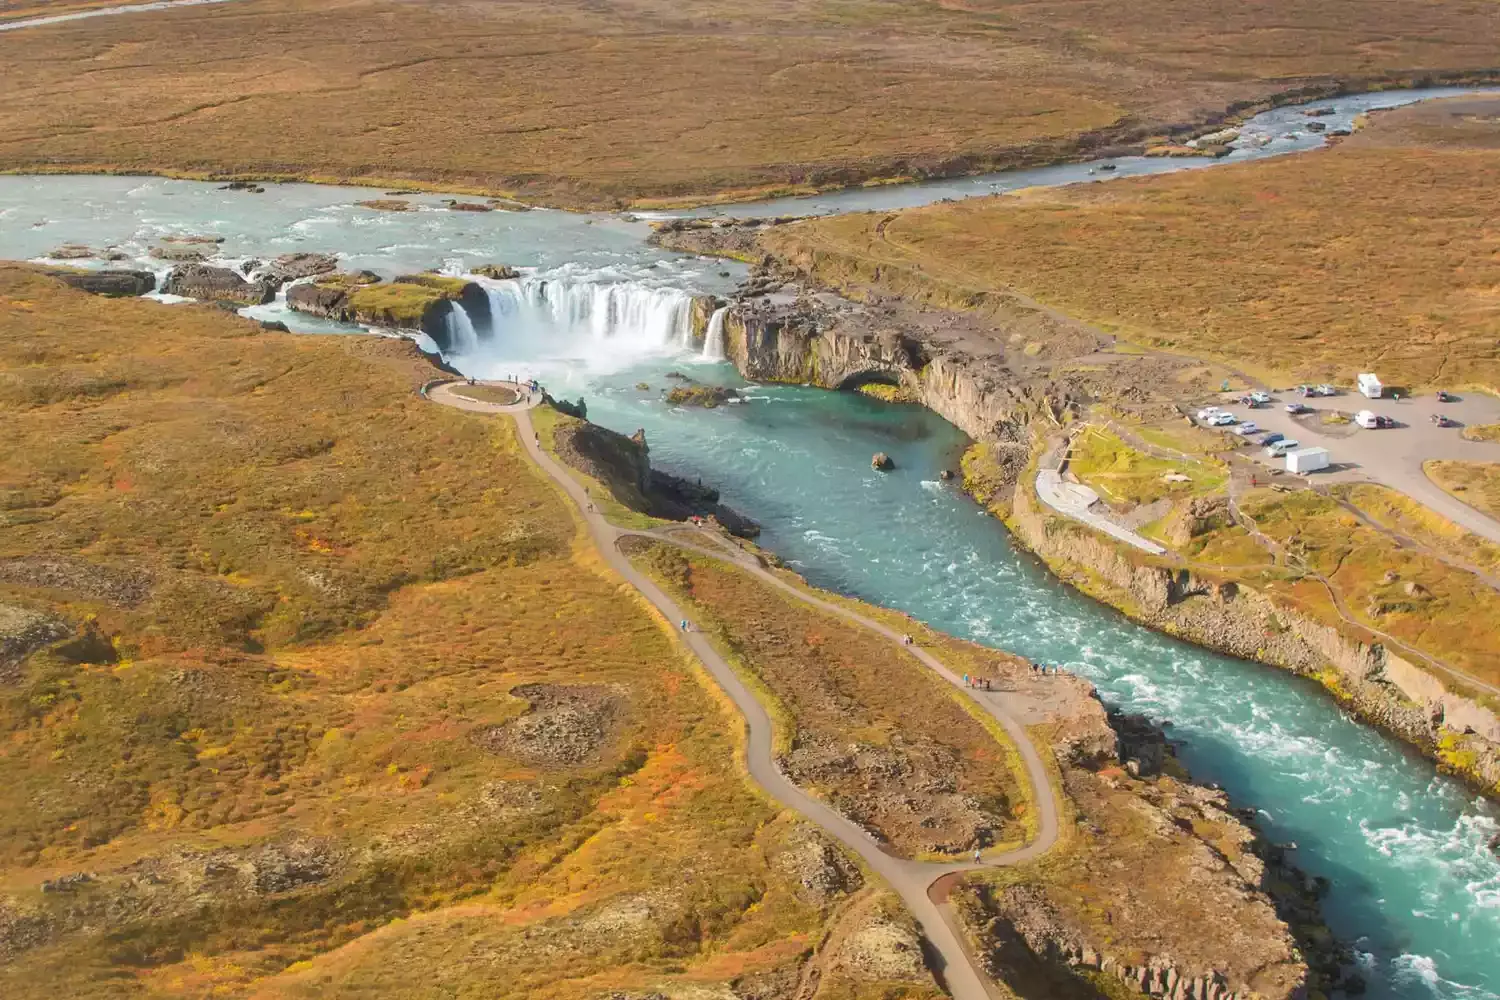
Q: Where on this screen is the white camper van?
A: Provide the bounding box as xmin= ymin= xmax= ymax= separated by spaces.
xmin=1358 ymin=373 xmax=1383 ymax=399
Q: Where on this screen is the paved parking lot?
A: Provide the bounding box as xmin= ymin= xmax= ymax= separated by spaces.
xmin=1200 ymin=389 xmax=1500 ymax=544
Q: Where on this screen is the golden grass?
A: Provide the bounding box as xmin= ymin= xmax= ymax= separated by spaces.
xmin=1233 ymin=488 xmax=1500 ymax=684
xmin=1462 ymin=423 xmax=1500 ymax=443
xmin=1425 ymin=460 xmax=1500 ymax=522
xmin=764 ymin=97 xmax=1500 ymax=388
xmin=0 ymin=267 xmax=917 ymax=998
xmin=1066 ymin=425 xmax=1226 ymax=506
xmin=1336 ymin=482 xmax=1500 ymax=575
xmin=627 ymin=540 xmax=1029 ymax=859
xmin=3 ymin=0 xmax=1500 ymax=206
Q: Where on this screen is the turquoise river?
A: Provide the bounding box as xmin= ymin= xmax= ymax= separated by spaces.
xmin=2 ymin=86 xmax=1497 ymax=1000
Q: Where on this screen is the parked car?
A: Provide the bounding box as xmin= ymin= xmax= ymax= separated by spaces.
xmin=1207 ymin=412 xmax=1238 ymax=426
xmin=1249 ymin=391 xmax=1272 ymax=404
xmin=1437 ymin=390 xmax=1455 ymax=402
xmin=1265 ymin=438 xmax=1300 ymax=457
xmin=1377 ymin=415 xmax=1396 ymax=429
xmin=1431 ymin=413 xmax=1455 ymax=427
xmin=1314 ymin=384 xmax=1338 ymax=397
xmin=1285 ymin=402 xmax=1309 ymax=414
xmin=1263 ymin=432 xmax=1285 ymax=446
xmin=1196 ymin=406 xmax=1222 ymax=421
xmin=1235 ymin=422 xmax=1260 ymax=436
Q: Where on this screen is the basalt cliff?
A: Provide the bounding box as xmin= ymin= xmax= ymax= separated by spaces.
xmin=665 ymin=226 xmax=1500 ymax=800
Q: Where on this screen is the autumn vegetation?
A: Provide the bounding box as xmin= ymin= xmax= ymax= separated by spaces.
xmin=0 ymin=267 xmax=940 ymax=999
xmin=762 ymin=97 xmax=1500 ymax=389
xmin=3 ymin=0 xmax=1500 ymax=206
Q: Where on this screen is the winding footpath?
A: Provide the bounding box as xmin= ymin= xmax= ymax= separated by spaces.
xmin=426 ymin=380 xmax=1061 ymax=1000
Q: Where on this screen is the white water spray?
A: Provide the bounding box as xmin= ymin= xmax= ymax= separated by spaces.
xmin=700 ymin=305 xmax=729 ymax=361
xmin=439 ymin=277 xmax=698 ymax=376
xmin=443 ymin=302 xmax=482 ymax=354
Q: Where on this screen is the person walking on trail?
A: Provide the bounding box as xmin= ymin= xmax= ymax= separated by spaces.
xmin=973 ymin=848 xmax=982 ymax=864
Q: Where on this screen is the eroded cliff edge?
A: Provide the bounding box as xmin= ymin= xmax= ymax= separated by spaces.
xmin=652 ymin=220 xmax=1500 ymax=799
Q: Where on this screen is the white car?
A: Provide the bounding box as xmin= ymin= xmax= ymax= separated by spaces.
xmin=1249 ymin=391 xmax=1272 ymax=404
xmin=1265 ymin=438 xmax=1300 ymax=457
xmin=1235 ymin=422 xmax=1260 ymax=436
xmin=1207 ymin=412 xmax=1238 ymax=426
xmin=1314 ymin=384 xmax=1337 ymax=396
xmin=1196 ymin=406 xmax=1222 ymax=421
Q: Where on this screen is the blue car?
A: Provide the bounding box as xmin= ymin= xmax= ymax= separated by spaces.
xmin=1262 ymin=432 xmax=1285 ymax=446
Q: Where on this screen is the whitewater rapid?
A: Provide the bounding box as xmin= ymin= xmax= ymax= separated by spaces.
xmin=4 ymin=83 xmax=1500 ymax=1000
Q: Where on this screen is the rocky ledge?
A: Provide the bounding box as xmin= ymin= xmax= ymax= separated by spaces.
xmin=161 ymin=264 xmax=274 ymax=306
xmin=545 ymin=406 xmax=759 ymax=537
xmin=286 ymin=273 xmax=487 ymax=340
xmin=949 ymin=668 xmax=1343 ymax=1000
xmin=35 ymin=268 xmax=155 ymax=298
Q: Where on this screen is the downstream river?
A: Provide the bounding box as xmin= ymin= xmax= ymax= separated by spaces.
xmin=4 ymin=87 xmax=1497 ymax=1000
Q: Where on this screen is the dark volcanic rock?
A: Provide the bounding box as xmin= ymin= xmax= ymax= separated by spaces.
xmin=162 ymin=264 xmax=275 ymax=306
xmin=45 ymin=269 xmax=156 ymax=297
xmin=285 ymin=282 xmax=352 ymax=320
xmin=149 ymin=245 xmax=210 ymax=263
xmin=470 ymin=263 xmax=520 ymax=280
xmin=260 ymin=252 xmax=339 ymax=285
xmin=872 ymin=452 xmax=894 ymax=471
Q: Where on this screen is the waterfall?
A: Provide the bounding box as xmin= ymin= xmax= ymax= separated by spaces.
xmin=475 ymin=278 xmax=696 ymax=357
xmin=442 ymin=302 xmax=482 ymax=354
xmin=700 ymin=306 xmax=729 ymax=361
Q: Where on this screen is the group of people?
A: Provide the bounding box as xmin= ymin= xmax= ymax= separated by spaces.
xmin=1031 ymin=662 xmax=1064 ymax=675
xmin=962 ymin=673 xmax=994 ymax=691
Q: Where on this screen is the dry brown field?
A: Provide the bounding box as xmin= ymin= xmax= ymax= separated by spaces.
xmin=763 ymin=97 xmax=1500 ymax=389
xmin=2 ymin=0 xmax=1499 ymax=206
xmin=0 ymin=267 xmax=940 ymax=999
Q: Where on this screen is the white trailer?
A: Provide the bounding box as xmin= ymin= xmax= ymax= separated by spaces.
xmin=1286 ymin=447 xmax=1330 ymax=474
xmin=1358 ymin=373 xmax=1383 ymax=399
xmin=1355 ymin=410 xmax=1379 ymax=429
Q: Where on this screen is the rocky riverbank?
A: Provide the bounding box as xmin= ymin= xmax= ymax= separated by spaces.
xmin=951 ymin=691 xmax=1348 ymax=999
xmin=679 ymin=239 xmax=1500 ymax=800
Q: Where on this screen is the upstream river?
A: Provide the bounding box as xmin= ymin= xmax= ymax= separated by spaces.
xmin=4 ymin=87 xmax=1498 ymax=1000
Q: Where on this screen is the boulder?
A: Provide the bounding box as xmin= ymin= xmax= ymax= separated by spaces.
xmin=470 ymin=263 xmax=520 ymax=280
xmin=444 ymin=199 xmax=492 ymax=212
xmin=45 ymin=269 xmax=155 ymax=297
xmin=260 ymin=252 xmax=339 ymax=284
xmin=162 ymin=265 xmax=275 ymax=306
xmin=158 ymin=234 xmax=224 ymax=245
xmin=259 ymin=320 xmax=291 ymax=332
xmin=149 ymin=245 xmax=210 ymax=263
xmin=939 ymin=469 xmax=955 ymax=481
xmin=285 ymin=281 xmax=353 ymax=320
xmin=48 ymin=245 xmax=95 ymax=260
xmin=1306 ymin=121 xmax=1327 ymax=133
xmin=664 ymin=384 xmax=741 ymax=408
xmin=872 ymin=452 xmax=894 ymax=471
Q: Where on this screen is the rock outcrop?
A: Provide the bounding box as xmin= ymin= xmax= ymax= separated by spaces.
xmin=286 ymin=274 xmax=478 ymax=339
xmin=548 ymin=413 xmax=759 ymax=537
xmin=1005 ymin=473 xmax=1500 ymax=792
xmin=257 ymin=252 xmax=338 ymax=284
xmin=470 ymin=263 xmax=519 ymax=280
xmin=871 ymin=452 xmax=893 ymax=471
xmin=162 ymin=265 xmax=275 ymax=306
xmin=40 ymin=269 xmax=155 ymax=297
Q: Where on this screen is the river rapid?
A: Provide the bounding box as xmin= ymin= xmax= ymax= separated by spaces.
xmin=4 ymin=87 xmax=1498 ymax=1000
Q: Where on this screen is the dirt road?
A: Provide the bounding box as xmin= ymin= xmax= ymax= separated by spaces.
xmin=427 ymin=380 xmax=1061 ymax=1000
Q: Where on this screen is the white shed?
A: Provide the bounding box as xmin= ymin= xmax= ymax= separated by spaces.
xmin=1358 ymin=373 xmax=1383 ymax=399
xmin=1286 ymin=447 xmax=1330 ymax=474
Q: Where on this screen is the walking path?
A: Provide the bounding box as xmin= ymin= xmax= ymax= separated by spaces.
xmin=426 ymin=380 xmax=1061 ymax=1000
xmin=1036 ymin=469 xmax=1167 ymax=556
